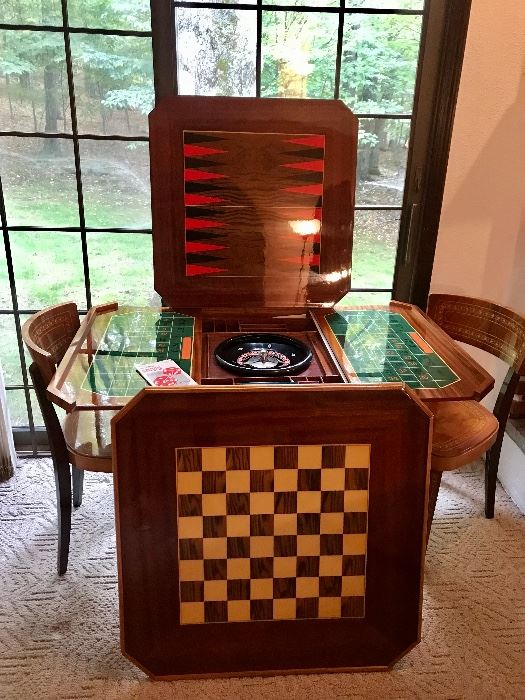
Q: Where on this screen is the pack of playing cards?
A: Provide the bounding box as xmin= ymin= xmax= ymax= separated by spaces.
xmin=135 ymin=359 xmax=197 ymax=387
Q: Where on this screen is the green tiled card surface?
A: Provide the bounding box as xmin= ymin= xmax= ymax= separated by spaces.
xmin=327 ymin=310 xmax=458 ymax=389
xmin=82 ymin=310 xmax=195 ymax=397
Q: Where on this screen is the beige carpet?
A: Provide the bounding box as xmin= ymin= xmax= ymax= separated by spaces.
xmin=1 ymin=458 xmax=524 ymax=700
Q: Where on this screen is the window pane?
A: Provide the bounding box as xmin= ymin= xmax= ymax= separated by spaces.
xmin=357 ymin=118 xmax=410 ymax=205
xmin=346 ymin=1 xmax=423 ymax=8
xmin=340 ymin=13 xmax=422 ymax=114
xmin=0 ymin=137 xmax=79 ymax=227
xmin=5 ymin=388 xmax=41 ymax=428
xmin=1 ymin=0 xmax=62 ymax=26
xmin=176 ymin=8 xmax=257 ymax=96
xmin=10 ymin=231 xmax=86 ymax=308
xmin=79 ymin=140 xmax=151 ymax=228
xmin=88 ymin=232 xmax=154 ymax=306
xmin=352 ymin=210 xmax=400 ymax=289
xmin=337 ymin=291 xmax=392 ymax=307
xmin=265 ymin=0 xmax=338 ymax=6
xmin=68 ymin=0 xmax=151 ymax=31
xmin=262 ymin=11 xmax=338 ymax=98
xmin=6 ymin=389 xmax=27 ymax=427
xmin=0 ymin=30 xmax=71 ymax=133
xmin=0 ymin=240 xmax=11 ymax=310
xmin=0 ymin=315 xmax=23 ymax=385
xmin=70 ymin=34 xmax=153 ymax=136
xmin=178 ymin=0 xmax=256 ymax=4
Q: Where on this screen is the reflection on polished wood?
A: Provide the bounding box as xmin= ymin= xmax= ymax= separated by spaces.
xmin=47 ymin=301 xmax=496 ymax=413
xmin=112 ymin=384 xmax=431 ymax=678
xmin=149 ymin=96 xmax=358 ymax=309
xmin=426 ymin=294 xmax=525 ymax=526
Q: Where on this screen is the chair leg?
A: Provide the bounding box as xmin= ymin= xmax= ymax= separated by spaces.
xmin=426 ymin=470 xmax=443 ymax=545
xmin=484 ymin=436 xmax=504 ymax=519
xmin=72 ymin=466 xmax=84 ymax=508
xmin=54 ymin=459 xmax=72 ymax=576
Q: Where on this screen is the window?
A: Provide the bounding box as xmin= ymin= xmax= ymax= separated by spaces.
xmin=0 ymin=0 xmax=470 ymax=450
xmin=0 ymin=1 xmax=155 ymax=447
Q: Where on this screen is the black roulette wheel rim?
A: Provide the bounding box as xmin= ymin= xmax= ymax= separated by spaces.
xmin=214 ymin=333 xmax=313 ymax=376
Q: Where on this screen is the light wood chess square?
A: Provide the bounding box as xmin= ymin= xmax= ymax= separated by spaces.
xmin=227 ymin=557 xmax=251 ymax=579
xmin=273 ymin=599 xmax=296 ymax=620
xmin=204 ymin=580 xmax=228 ymax=601
xmin=203 ymin=537 xmax=227 ymax=559
xmin=250 ymin=536 xmax=274 ymax=558
xmin=202 ymin=493 xmax=227 ymax=515
xmin=296 ymin=577 xmax=319 ymax=598
xmin=320 ymin=512 xmax=344 ymax=534
xmin=345 ymin=445 xmax=370 ymax=469
xmin=250 ymin=492 xmax=274 ymax=515
xmin=344 ymin=490 xmax=368 ymax=513
xmin=342 ymin=575 xmax=365 ymax=596
xmin=297 ymin=535 xmax=320 ymax=556
xmin=319 ymin=597 xmax=342 ymax=618
xmin=226 ymin=470 xmax=250 ymax=493
xmin=273 ymin=514 xmax=297 ymax=536
xmin=250 ymin=446 xmax=274 ymax=470
xmin=297 ymin=445 xmax=323 ymax=468
xmin=226 ymin=515 xmax=250 ymax=537
xmin=319 ymin=555 xmax=343 ymax=576
xmin=202 ymin=447 xmax=226 ymax=471
xmin=297 ymin=491 xmax=321 ymax=513
xmin=179 ymin=559 xmax=204 ymax=581
xmin=228 ymin=600 xmax=251 ymax=622
xmin=250 ymin=578 xmax=273 ymax=599
xmin=177 ymin=471 xmax=202 ymax=495
xmin=273 ymin=556 xmax=297 ymax=578
xmin=343 ymin=534 xmax=367 ymax=555
xmin=321 ymin=468 xmax=345 ymax=491
xmin=178 ymin=516 xmax=203 ymax=539
xmin=274 ymin=469 xmax=297 ymax=492
xmin=180 ymin=602 xmax=205 ymax=624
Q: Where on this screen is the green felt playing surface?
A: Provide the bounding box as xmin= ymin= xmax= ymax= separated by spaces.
xmin=327 ymin=310 xmax=459 ymax=389
xmin=82 ymin=310 xmax=195 ymax=397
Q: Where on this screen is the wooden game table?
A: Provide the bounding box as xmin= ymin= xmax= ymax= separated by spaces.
xmin=47 ymin=299 xmax=494 ymax=413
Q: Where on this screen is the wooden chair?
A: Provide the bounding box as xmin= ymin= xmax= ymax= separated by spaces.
xmin=22 ymin=302 xmax=114 ymax=575
xmin=426 ymin=294 xmax=525 ymax=530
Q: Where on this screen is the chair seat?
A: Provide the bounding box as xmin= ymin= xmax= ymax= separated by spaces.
xmin=63 ymin=409 xmax=115 ymax=472
xmin=431 ymin=400 xmax=499 ymax=471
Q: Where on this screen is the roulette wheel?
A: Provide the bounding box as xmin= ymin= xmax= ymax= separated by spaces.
xmin=214 ymin=333 xmax=313 ymax=376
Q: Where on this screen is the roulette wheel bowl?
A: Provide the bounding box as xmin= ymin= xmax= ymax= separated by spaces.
xmin=214 ymin=333 xmax=313 ymax=376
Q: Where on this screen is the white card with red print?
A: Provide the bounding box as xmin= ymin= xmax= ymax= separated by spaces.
xmin=135 ymin=359 xmax=197 ymax=387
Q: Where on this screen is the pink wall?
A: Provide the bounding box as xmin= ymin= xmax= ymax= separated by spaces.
xmin=431 ymin=0 xmax=525 ymax=314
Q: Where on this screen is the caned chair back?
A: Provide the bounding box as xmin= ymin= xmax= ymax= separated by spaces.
xmin=427 ymin=294 xmax=525 ymax=374
xmin=22 ymin=302 xmax=80 ymax=385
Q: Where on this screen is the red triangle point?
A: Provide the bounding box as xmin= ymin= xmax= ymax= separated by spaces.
xmin=183 ymin=145 xmax=226 ymax=157
xmin=186 ymin=264 xmax=227 ymax=276
xmin=185 ymin=218 xmax=227 ymax=230
xmin=283 ymin=184 xmax=323 ymax=196
xmin=282 ymin=160 xmax=324 ymax=172
xmin=185 ymin=242 xmax=227 ymax=253
xmin=184 ymin=193 xmax=225 ymax=205
xmin=284 ymin=135 xmax=325 ymax=149
xmin=184 ymin=168 xmax=227 ymax=182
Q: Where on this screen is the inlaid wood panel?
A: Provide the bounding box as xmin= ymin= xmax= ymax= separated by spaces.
xmin=176 ymin=444 xmax=370 ymax=625
xmin=112 ymin=385 xmax=432 ymax=678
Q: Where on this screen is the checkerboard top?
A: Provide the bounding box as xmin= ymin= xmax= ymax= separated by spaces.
xmin=176 ymin=444 xmax=370 ymax=626
xmin=327 ymin=309 xmax=459 ymax=389
xmin=81 ymin=309 xmax=194 ymax=397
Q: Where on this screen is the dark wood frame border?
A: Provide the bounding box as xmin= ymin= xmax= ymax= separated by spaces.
xmin=112 ymin=384 xmax=432 ymax=678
